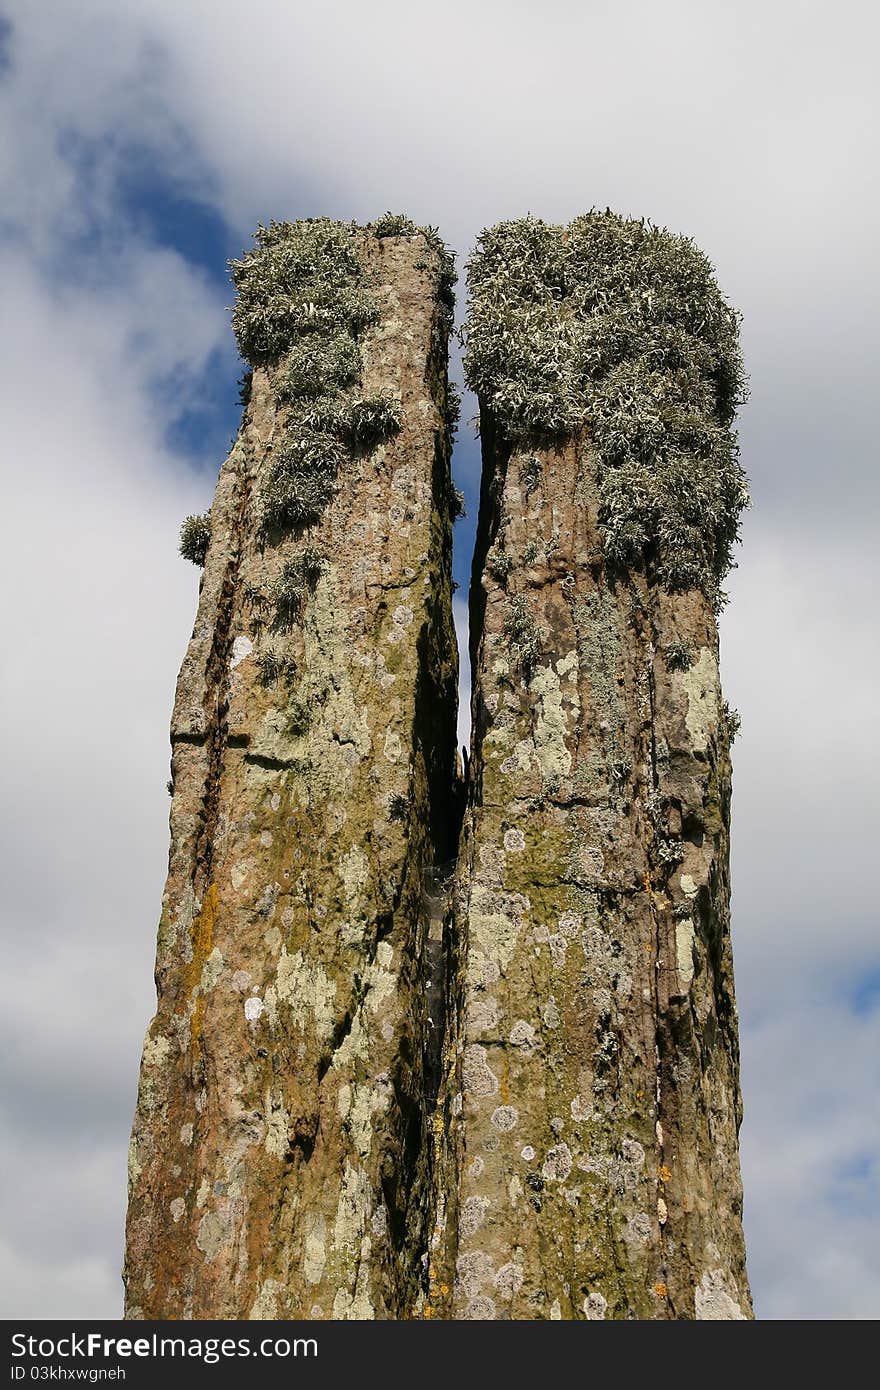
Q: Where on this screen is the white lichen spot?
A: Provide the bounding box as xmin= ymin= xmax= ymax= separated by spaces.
xmin=622 ymin=1138 xmax=645 ymax=1167
xmin=657 ymin=1197 xmax=668 ymax=1226
xmin=196 ymin=1178 xmax=210 ymax=1209
xmin=680 ymin=872 xmax=699 ymax=898
xmin=509 ymin=1019 xmax=537 ymax=1050
xmin=303 ymin=1214 xmax=327 ymax=1286
xmin=548 ymin=934 xmax=568 ymax=968
xmin=570 ymin=1096 xmax=592 ymax=1123
xmin=542 ymin=1143 xmax=573 ymax=1182
xmin=200 ymin=946 xmax=224 ymax=992
xmin=142 ymin=1033 xmax=171 ymax=1068
xmin=455 ymin=1249 xmax=493 ymax=1299
xmin=503 ymin=828 xmax=525 ymax=852
xmin=542 ymin=997 xmax=561 ymax=1030
xmin=558 ymin=911 xmax=582 ymax=938
xmin=520 ymin=1146 xmax=536 ymax=1162
xmin=494 ymin=1262 xmax=524 ymax=1300
xmin=462 ymin=1045 xmax=500 ymax=1098
xmin=231 ymin=862 xmax=250 ymax=891
xmin=468 ymin=1155 xmax=485 ymax=1179
xmin=549 ymin=1298 xmax=562 ymax=1320
xmin=244 ymin=996 xmax=264 ymax=1023
xmin=676 ymin=918 xmax=695 ymax=986
xmin=231 ymin=969 xmax=252 ymax=993
xmin=584 ymin=1291 xmax=607 ymax=1320
xmin=392 ymin=604 xmax=413 ymax=628
xmin=695 ymin=1270 xmax=746 ymax=1320
xmin=556 ymin=650 xmax=578 ymax=680
xmin=179 ymin=1122 xmax=194 ymax=1147
xmin=169 ymin=1197 xmax=185 ymax=1224
xmin=466 ymin=994 xmax=499 ymax=1036
xmin=260 ymin=830 xmax=273 ymax=848
xmin=491 ymin=1105 xmax=519 ymax=1132
xmin=371 ymin=1204 xmax=388 ymax=1238
xmin=460 ymin=1196 xmax=490 ymax=1238
xmin=464 ymin=1295 xmax=496 ymax=1320
xmin=196 ymin=1211 xmax=227 ymax=1260
xmin=230 ymin=634 xmax=253 ymax=669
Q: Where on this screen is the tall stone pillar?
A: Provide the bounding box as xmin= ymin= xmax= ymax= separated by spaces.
xmin=444 ymin=214 xmax=752 ymax=1320
xmin=124 ymin=217 xmax=459 ymax=1320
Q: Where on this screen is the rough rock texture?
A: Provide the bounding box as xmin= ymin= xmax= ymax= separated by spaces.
xmin=437 ymin=216 xmax=752 ymax=1320
xmin=442 ymin=425 xmax=750 ymax=1319
xmin=126 ymin=210 xmax=751 ymax=1322
xmin=124 ymin=225 xmax=459 ymax=1320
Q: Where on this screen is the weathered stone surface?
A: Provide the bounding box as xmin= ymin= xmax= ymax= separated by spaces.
xmin=441 ymin=426 xmax=750 ymax=1319
xmin=124 ymin=226 xmax=459 ymax=1320
xmin=126 ymin=210 xmax=751 ymax=1322
xmin=435 ymin=216 xmax=752 ymax=1320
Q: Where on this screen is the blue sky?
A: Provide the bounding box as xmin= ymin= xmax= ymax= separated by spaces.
xmin=0 ymin=0 xmax=878 ymax=1319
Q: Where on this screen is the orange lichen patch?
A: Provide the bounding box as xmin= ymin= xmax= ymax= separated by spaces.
xmin=185 ymin=882 xmax=219 ymax=1061
xmin=653 ymin=1281 xmax=668 ymax=1299
xmin=658 ymin=1164 xmax=672 ymax=1183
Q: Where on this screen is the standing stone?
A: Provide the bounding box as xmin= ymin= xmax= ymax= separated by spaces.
xmin=441 ymin=214 xmax=752 ymax=1320
xmin=124 ymin=218 xmax=460 ymax=1320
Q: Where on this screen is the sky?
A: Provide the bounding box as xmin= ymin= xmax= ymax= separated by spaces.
xmin=0 ymin=0 xmax=877 ymax=1320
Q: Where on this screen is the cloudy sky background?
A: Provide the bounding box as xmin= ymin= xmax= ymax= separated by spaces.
xmin=1 ymin=0 xmax=877 ymax=1319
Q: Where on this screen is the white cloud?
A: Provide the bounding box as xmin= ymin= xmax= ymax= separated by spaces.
xmin=0 ymin=220 xmax=227 ymax=1320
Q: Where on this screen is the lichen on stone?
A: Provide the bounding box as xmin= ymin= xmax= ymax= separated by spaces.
xmin=464 ymin=211 xmax=749 ymax=603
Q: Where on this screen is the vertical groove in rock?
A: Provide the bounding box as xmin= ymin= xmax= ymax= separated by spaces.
xmin=441 ymin=214 xmax=752 ymax=1320
xmin=124 ymin=219 xmax=459 ymax=1320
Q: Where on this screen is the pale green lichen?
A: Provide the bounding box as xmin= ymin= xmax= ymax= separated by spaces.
xmin=264 ymin=947 xmax=337 ymax=1043
xmin=679 ymin=646 xmax=720 ymax=753
xmin=675 ymin=919 xmax=696 ymax=987
xmin=249 ymin=1279 xmax=284 ymax=1320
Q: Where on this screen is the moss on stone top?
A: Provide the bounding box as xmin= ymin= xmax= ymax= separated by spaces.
xmin=464 ymin=212 xmax=749 ymax=602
